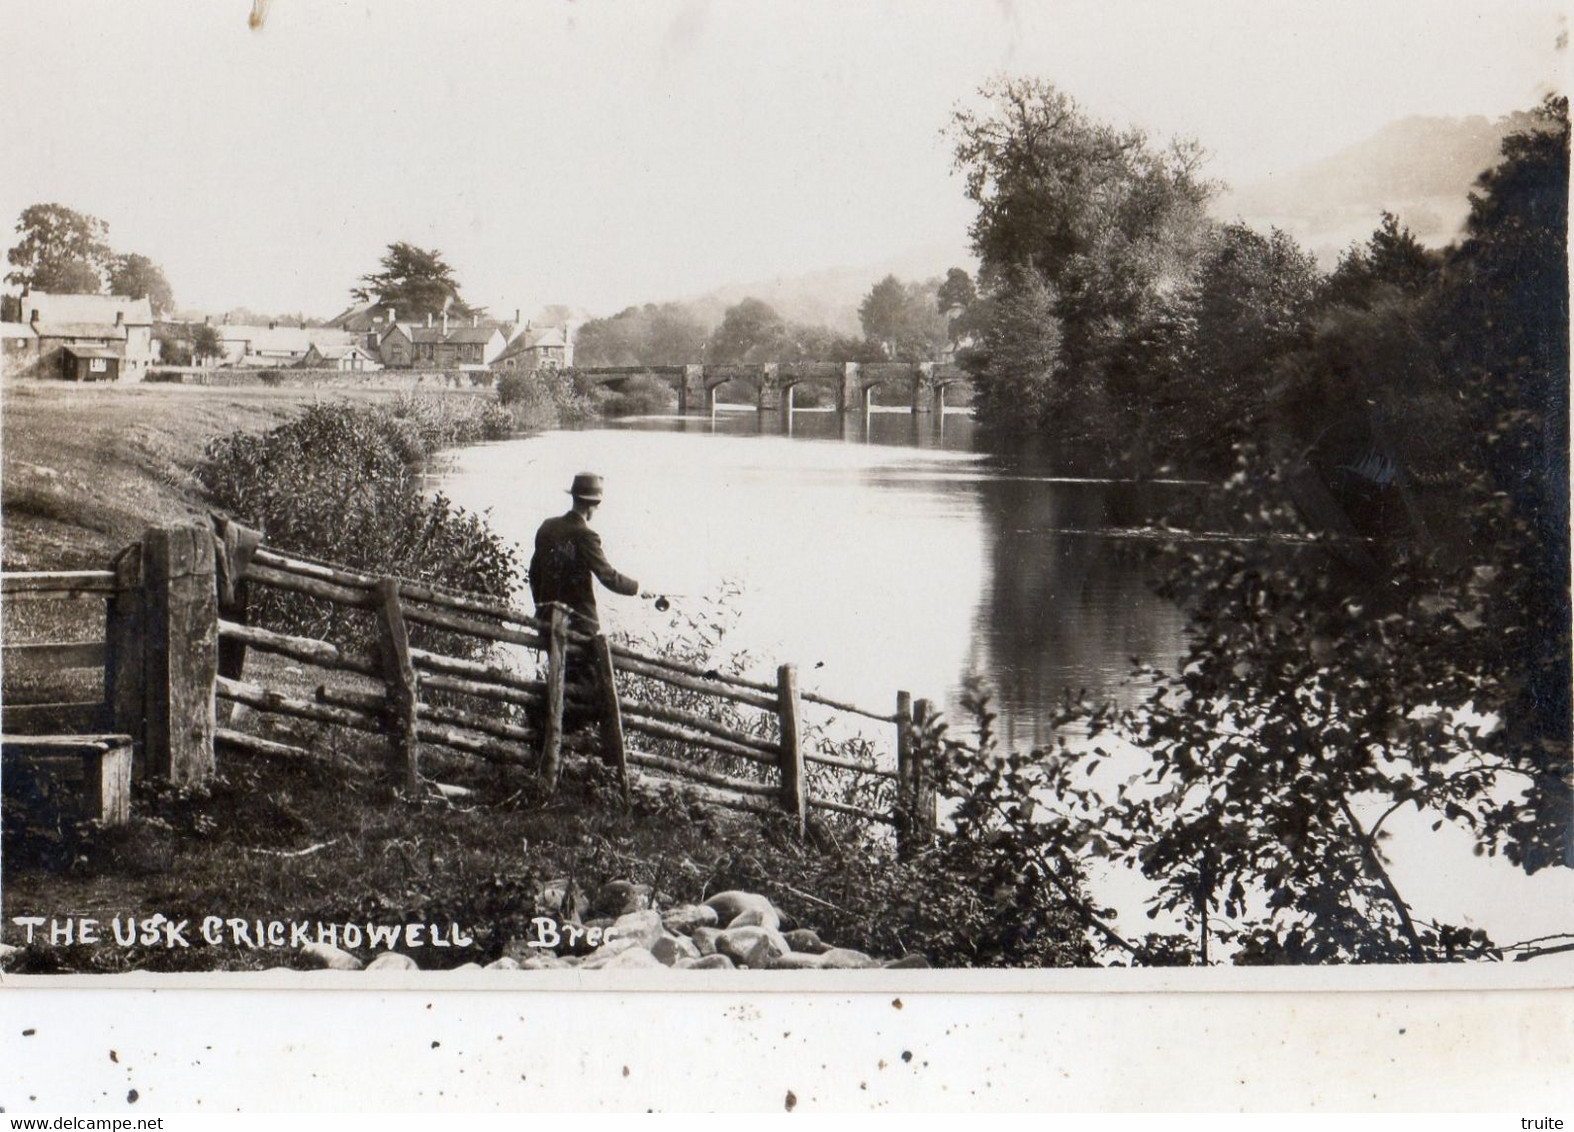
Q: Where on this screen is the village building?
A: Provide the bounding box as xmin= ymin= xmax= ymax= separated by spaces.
xmin=299 ymin=341 xmax=381 ymax=371
xmin=329 ymin=302 xmax=521 ymax=369
xmin=213 ymin=321 xmax=357 ymax=367
xmin=408 ymin=312 xmax=507 ymax=370
xmin=10 ymin=290 xmax=155 ymax=379
xmin=374 ymin=322 xmax=414 ymax=368
xmin=59 ymin=345 xmax=121 ymax=382
xmin=492 ymin=322 xmax=574 ymax=372
xmin=0 ymin=320 xmax=39 ymax=377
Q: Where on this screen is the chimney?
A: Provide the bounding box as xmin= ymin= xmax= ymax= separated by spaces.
xmin=388 ymin=307 xmax=396 ymax=324
xmin=115 ymin=311 xmax=124 ymax=327
xmin=471 ymin=314 xmax=478 ymax=328
xmin=441 ymin=311 xmax=448 ymax=336
xmin=204 ymin=315 xmax=211 ymax=326
xmin=29 ymin=307 xmax=39 ymax=325
xmin=426 ymin=312 xmax=433 ymax=328
xmin=514 ymin=309 xmax=520 ymax=326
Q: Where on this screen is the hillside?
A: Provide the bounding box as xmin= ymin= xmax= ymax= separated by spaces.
xmin=1215 ymin=112 xmax=1530 ymax=263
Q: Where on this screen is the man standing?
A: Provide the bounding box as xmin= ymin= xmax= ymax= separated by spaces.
xmin=529 ymin=472 xmax=640 ymax=631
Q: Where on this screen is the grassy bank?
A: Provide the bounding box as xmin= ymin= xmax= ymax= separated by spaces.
xmin=0 ymin=382 xmax=497 ymax=570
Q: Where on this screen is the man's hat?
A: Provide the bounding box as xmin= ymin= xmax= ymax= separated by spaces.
xmin=568 ymin=472 xmax=604 ymax=501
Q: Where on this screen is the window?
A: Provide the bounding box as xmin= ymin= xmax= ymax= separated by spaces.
xmin=89 ymin=357 xmax=107 ymax=372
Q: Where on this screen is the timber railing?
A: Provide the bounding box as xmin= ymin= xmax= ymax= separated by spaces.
xmin=1 ymin=568 xmax=133 ymax=824
xmin=2 ymin=523 xmax=938 ymax=856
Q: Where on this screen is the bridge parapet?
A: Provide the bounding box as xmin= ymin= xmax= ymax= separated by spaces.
xmin=573 ymin=360 xmax=970 ymax=415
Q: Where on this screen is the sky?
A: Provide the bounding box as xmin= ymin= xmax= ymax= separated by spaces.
xmin=1 ymin=0 xmax=1566 ymax=320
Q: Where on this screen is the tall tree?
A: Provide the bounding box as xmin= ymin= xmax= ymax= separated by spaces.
xmin=108 ymin=253 xmax=176 ymax=317
xmin=947 ymin=77 xmax=1215 ymax=438
xmin=706 ymin=298 xmax=788 ymax=363
xmin=575 ymin=303 xmax=710 ymax=366
xmin=6 ymin=203 xmax=112 ymax=293
xmin=857 ymin=275 xmax=949 ymax=361
xmin=351 ymin=242 xmax=480 ymax=320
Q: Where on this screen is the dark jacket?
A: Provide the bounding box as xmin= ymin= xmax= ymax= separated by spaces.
xmin=529 ymin=510 xmax=639 ymax=628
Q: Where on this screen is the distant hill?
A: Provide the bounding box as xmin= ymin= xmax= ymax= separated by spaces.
xmin=1214 ymin=113 xmax=1531 ymax=264
xmin=676 ymin=238 xmax=976 ymax=336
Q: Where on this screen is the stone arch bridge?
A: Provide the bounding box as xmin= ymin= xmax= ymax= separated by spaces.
xmin=574 ymin=361 xmax=969 ymax=415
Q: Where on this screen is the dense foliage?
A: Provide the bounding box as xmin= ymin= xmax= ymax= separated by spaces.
xmin=198 ymin=398 xmax=519 ymax=644
xmin=939 ymin=89 xmax=1569 ymax=963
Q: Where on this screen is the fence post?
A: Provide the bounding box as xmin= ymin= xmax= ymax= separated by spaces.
xmin=104 ymin=539 xmax=147 ymax=775
xmin=139 ymin=526 xmax=218 ymax=785
xmin=777 ymin=663 xmax=806 ymax=837
xmin=374 ymin=577 xmax=421 ymax=795
xmin=590 ymin=633 xmax=630 ymax=804
xmin=911 ymin=697 xmax=937 ymax=850
xmin=540 ymin=605 xmax=569 ymax=792
xmin=895 ymin=689 xmax=918 ymax=859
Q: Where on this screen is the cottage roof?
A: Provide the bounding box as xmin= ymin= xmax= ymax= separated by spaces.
xmin=34 ymin=321 xmax=127 ymax=340
xmin=22 ymin=292 xmax=152 ymax=326
xmin=323 ymin=300 xmax=384 ymax=331
xmin=525 ymin=326 xmax=567 ymax=349
xmin=495 ymin=324 xmax=569 ymax=364
xmin=408 ymin=324 xmax=499 ymax=346
xmin=0 ymin=321 xmax=39 ymax=340
xmin=444 ymin=326 xmax=501 ymax=345
xmin=62 ymin=344 xmax=124 ymax=360
xmin=310 ymin=343 xmax=373 ymax=360
xmin=220 ymin=324 xmax=355 ymax=354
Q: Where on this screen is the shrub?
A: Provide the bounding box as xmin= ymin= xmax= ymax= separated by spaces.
xmin=495 ymin=366 xmax=599 ymax=431
xmin=197 ymin=401 xmax=520 ymax=648
xmin=597 ymin=373 xmax=678 ymax=418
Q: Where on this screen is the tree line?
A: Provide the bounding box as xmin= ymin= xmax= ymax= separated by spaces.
xmin=922 ymin=78 xmax=1569 ymax=963
xmin=572 ymin=276 xmax=955 ymax=368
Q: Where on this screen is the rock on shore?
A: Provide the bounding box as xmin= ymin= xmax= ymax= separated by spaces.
xmin=314 ymin=881 xmax=922 ymax=973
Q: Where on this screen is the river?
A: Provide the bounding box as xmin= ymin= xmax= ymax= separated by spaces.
xmin=433 ymin=406 xmax=1574 ymax=960
xmin=433 ymin=407 xmax=1195 ymax=750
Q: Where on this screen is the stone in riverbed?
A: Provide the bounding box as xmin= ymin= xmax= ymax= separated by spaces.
xmin=783 ymin=929 xmax=829 ymax=954
xmin=716 ymin=926 xmax=791 ymax=969
xmin=767 ymin=952 xmax=827 ymax=970
xmin=661 ymin=904 xmax=719 ymax=935
xmin=676 ymin=953 xmax=737 ymax=971
xmin=819 ymin=948 xmax=878 ymax=970
xmin=608 ymin=909 xmax=664 ymax=949
xmin=365 ymin=951 xmax=418 ymax=971
xmin=592 ymin=880 xmax=653 ymax=918
xmin=690 ymin=926 xmax=722 ymax=956
xmin=651 ymin=933 xmax=701 ymax=967
xmin=518 ymin=951 xmax=575 ymax=970
xmin=298 ymin=942 xmax=362 ymax=971
xmin=883 ymin=953 xmax=930 ymax=969
xmin=704 ymin=891 xmax=782 ymax=930
xmin=583 ymin=945 xmax=662 ymax=970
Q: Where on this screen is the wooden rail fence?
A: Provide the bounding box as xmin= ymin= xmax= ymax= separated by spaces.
xmin=2 ymin=523 xmax=939 ymax=855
